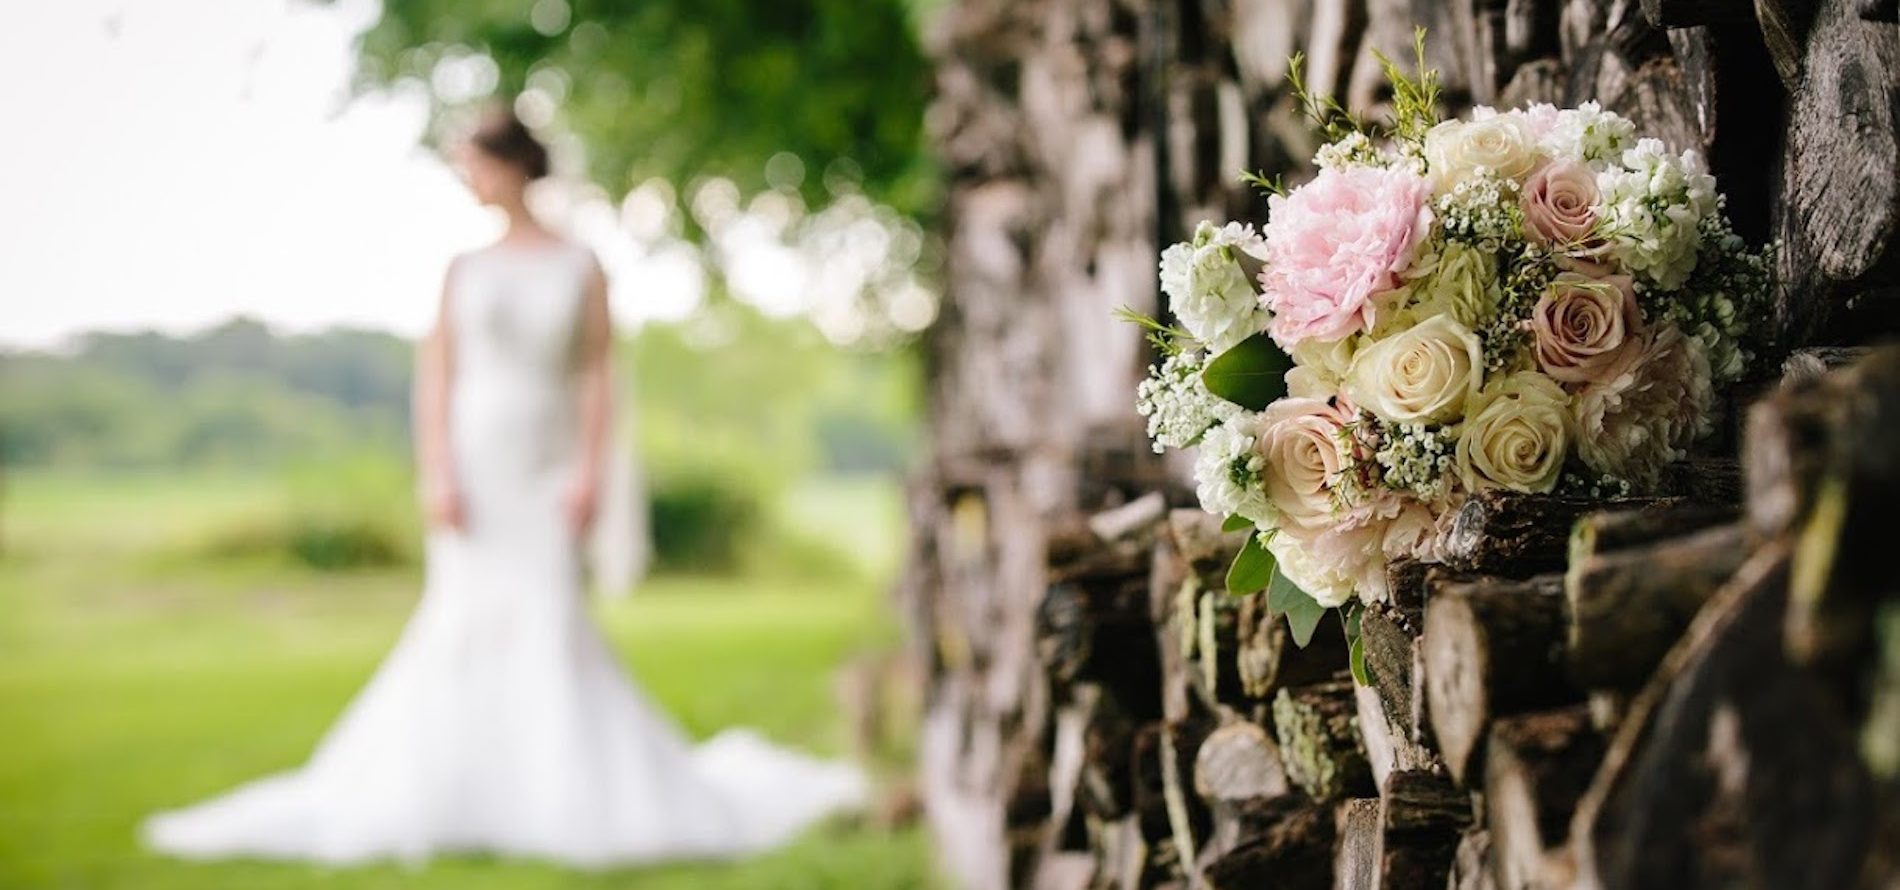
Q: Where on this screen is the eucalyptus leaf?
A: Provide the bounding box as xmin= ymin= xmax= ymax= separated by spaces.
xmin=1268 ymin=569 xmax=1325 ymax=647
xmin=1200 ymin=332 xmax=1294 ymax=411
xmin=1350 ymin=635 xmax=1373 ymax=686
xmin=1226 ymin=534 xmax=1277 ymax=596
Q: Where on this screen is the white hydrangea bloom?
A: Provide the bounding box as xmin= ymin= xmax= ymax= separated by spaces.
xmin=1596 ymin=139 xmax=1719 ymax=290
xmin=1135 ymin=349 xmax=1242 ymax=452
xmin=1538 ymin=101 xmax=1636 ymax=166
xmin=1159 ymin=221 xmax=1271 ymax=354
xmin=1192 ymin=412 xmax=1275 ymax=528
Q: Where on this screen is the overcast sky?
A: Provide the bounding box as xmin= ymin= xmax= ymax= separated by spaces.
xmin=0 ymin=0 xmax=704 ymax=349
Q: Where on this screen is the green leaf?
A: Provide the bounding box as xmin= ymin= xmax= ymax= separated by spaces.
xmin=1221 ymin=514 xmax=1254 ymax=533
xmin=1268 ymin=569 xmax=1326 ymax=647
xmin=1200 ymin=333 xmax=1294 ymax=411
xmin=1350 ymin=634 xmax=1373 ymax=686
xmin=1226 ymin=534 xmax=1277 ymax=596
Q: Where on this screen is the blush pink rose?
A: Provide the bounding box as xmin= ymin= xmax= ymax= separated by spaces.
xmin=1521 ymin=160 xmax=1601 ymax=247
xmin=1529 ymin=272 xmax=1643 ymax=384
xmin=1255 ymin=397 xmax=1357 ymax=532
xmin=1260 ymin=166 xmax=1434 ymax=348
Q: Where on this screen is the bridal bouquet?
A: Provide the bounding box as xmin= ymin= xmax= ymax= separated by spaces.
xmin=1127 ymin=40 xmax=1769 ymax=655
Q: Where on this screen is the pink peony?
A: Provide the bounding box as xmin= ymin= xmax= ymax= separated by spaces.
xmin=1260 ymin=166 xmax=1434 ymax=348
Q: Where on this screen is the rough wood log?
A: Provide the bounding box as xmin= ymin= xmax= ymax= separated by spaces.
xmin=1864 ymin=0 xmax=1900 ymax=20
xmin=1448 ymin=829 xmax=1500 ymax=890
xmin=1039 ymin=575 xmax=1160 ymax=711
xmin=1333 ymin=798 xmax=1384 ymax=890
xmin=1201 ymin=799 xmax=1336 ymax=890
xmin=1484 ymin=706 xmax=1604 ymax=890
xmin=1782 ymin=345 xmax=1874 ymax=386
xmin=1271 ymin=677 xmax=1375 ymax=803
xmin=1443 ymin=492 xmax=1682 ymax=576
xmin=1423 ymin=574 xmax=1576 ymax=784
xmin=1236 ymin=592 xmax=1350 ymax=699
xmin=1639 ymin=0 xmax=1758 ymax=26
xmin=1382 ymin=768 xmax=1472 ymax=835
xmin=1159 ymin=720 xmax=1212 ymax=878
xmin=1362 ymin=599 xmax=1433 ymax=737
xmin=1129 ymin=722 xmax=1176 ymax=844
xmin=1566 ymin=501 xmax=1737 ymax=562
xmin=1758 ymin=348 xmax=1900 ymax=685
xmin=1657 ymin=456 xmax=1744 ymax=505
xmin=1755 ymin=0 xmax=1822 ymax=85
xmin=1748 ymin=347 xmax=1900 ymax=540
xmin=1773 ymin=0 xmax=1900 ymax=345
xmin=1194 ymin=720 xmax=1289 ymax=803
xmin=1564 ymin=522 xmax=1749 ymax=691
xmin=1079 ymin=691 xmax=1137 ymax=819
xmin=1570 ymin=542 xmax=1875 ymax=889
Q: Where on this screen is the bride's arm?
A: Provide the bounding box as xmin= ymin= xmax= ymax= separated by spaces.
xmin=568 ymin=258 xmax=613 ymax=531
xmin=416 ymin=259 xmax=463 ymax=530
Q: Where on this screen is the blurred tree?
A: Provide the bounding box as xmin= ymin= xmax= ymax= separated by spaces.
xmin=346 ymin=0 xmax=937 ymax=217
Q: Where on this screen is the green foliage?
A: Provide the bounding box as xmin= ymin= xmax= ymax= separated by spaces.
xmin=0 ymin=319 xmax=410 ymax=469
xmin=647 ymin=471 xmax=765 ymax=573
xmin=1200 ymin=332 xmax=1294 ymax=411
xmin=187 ymin=455 xmax=420 ymax=572
xmin=347 ymin=0 xmax=937 ymax=216
xmin=1226 ymin=532 xmax=1276 ymax=596
xmin=1268 ymin=569 xmax=1325 ymax=648
xmin=1374 ymin=28 xmax=1443 ymax=145
xmin=1344 ymin=604 xmax=1372 ymax=686
xmin=1286 ymin=51 xmax=1370 ymax=143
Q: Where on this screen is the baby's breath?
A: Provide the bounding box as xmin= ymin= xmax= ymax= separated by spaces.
xmin=1434 ymin=173 xmax=1524 ymax=251
xmin=1369 ymin=418 xmax=1457 ymax=502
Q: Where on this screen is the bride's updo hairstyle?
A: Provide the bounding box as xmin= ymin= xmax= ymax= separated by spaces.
xmin=470 ymin=106 xmax=551 ymax=181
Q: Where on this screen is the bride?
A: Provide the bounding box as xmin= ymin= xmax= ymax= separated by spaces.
xmin=142 ymin=108 xmax=868 ymax=867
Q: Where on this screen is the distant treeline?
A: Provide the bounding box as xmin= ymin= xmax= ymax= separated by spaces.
xmin=1 ymin=319 xmax=412 ymax=468
xmin=1 ymin=310 xmax=919 ymax=477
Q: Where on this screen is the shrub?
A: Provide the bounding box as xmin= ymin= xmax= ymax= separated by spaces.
xmin=647 ymin=472 xmax=764 ymax=574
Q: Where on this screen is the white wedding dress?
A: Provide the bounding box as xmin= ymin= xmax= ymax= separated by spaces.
xmin=142 ymin=243 xmax=868 ymax=867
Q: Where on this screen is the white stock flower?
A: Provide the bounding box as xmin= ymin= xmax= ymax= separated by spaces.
xmin=1159 ymin=221 xmax=1271 ymax=353
xmin=1192 ymin=413 xmax=1274 ymax=527
xmin=1538 ymin=101 xmax=1636 ymax=166
xmin=1344 ymin=315 xmax=1484 ymax=425
xmin=1595 ymin=140 xmax=1719 ymax=290
xmin=1455 ymin=371 xmax=1571 ymax=494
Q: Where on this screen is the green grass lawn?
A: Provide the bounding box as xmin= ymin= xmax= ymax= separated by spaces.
xmin=0 ymin=470 xmax=934 ymax=889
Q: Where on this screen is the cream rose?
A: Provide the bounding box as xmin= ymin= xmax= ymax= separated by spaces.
xmin=1530 ymin=272 xmax=1642 ymax=384
xmin=1344 ymin=315 xmax=1483 ymax=424
xmin=1424 ymin=114 xmax=1542 ymax=190
xmin=1254 ymin=397 xmax=1354 ymax=531
xmin=1520 ymin=160 xmax=1600 ymax=247
xmin=1455 ymin=372 xmax=1571 ymax=494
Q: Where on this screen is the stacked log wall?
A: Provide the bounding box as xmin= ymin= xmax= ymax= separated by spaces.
xmin=904 ymin=0 xmax=1900 ymax=887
